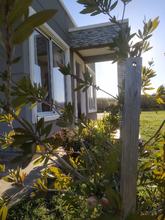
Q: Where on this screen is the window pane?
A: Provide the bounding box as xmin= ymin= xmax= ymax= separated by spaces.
xmin=52 ymin=43 xmax=65 ymax=107
xmin=34 ymin=31 xmax=51 ymax=112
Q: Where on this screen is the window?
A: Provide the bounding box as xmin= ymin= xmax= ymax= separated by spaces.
xmin=87 ymin=67 xmax=97 ymax=112
xmin=33 ymin=30 xmax=66 ymax=115
xmin=34 ymin=30 xmax=52 ymax=112
xmin=52 ymin=43 xmax=65 ymax=107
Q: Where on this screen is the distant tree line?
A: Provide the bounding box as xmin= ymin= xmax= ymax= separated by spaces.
xmin=97 ymin=98 xmax=117 ymax=113
xmin=97 ymin=95 xmax=165 ymax=113
xmin=141 ymin=95 xmax=165 ymax=111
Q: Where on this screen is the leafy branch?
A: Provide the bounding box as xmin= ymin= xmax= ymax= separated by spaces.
xmin=141 ymin=61 xmax=156 ymax=94
xmin=77 ymin=0 xmax=159 ymax=61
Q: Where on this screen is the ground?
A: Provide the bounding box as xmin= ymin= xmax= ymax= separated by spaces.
xmin=140 ymin=110 xmax=165 ymax=141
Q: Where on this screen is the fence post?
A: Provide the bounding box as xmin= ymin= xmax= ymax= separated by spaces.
xmin=119 ymin=57 xmax=142 ymax=219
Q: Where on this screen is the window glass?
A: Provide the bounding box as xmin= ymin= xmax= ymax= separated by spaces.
xmin=76 ymin=62 xmax=81 ymax=118
xmin=52 ymin=43 xmax=65 ymax=107
xmin=34 ymin=30 xmax=52 ymax=112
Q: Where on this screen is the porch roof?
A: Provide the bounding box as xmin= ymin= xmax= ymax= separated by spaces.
xmin=69 ymin=20 xmax=128 ymax=63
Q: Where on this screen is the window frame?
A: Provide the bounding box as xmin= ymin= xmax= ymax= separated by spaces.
xmin=29 ymin=7 xmax=70 ymax=123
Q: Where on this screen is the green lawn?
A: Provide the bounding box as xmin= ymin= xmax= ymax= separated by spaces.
xmin=140 ymin=111 xmax=165 ymax=141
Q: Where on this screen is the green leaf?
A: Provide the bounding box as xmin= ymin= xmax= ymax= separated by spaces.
xmin=110 ymin=1 xmax=118 ymax=11
xmin=36 ymin=117 xmax=44 ymax=131
xmin=42 ymin=123 xmax=52 ymax=137
xmin=0 ymin=205 xmax=8 ymax=220
xmin=138 ymin=29 xmax=143 ymax=38
xmin=58 ymin=63 xmax=71 ymax=76
xmin=80 ymin=6 xmax=98 ymax=15
xmin=21 ymin=118 xmax=34 ymax=132
xmin=33 ymin=156 xmax=45 ymax=166
xmin=8 ymin=0 xmax=32 ymax=24
xmin=91 ymin=10 xmax=101 ymax=16
xmin=151 ymin=17 xmax=159 ymax=32
xmin=12 ymin=56 xmax=21 ymax=64
xmin=74 ymin=84 xmax=85 ymax=91
xmin=12 ymin=9 xmax=57 ymax=44
xmin=0 ymin=164 xmax=5 ymax=173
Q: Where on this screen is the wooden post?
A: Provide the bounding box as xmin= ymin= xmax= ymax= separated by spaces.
xmin=117 ymin=60 xmax=126 ymax=95
xmin=119 ymin=57 xmax=142 ymax=219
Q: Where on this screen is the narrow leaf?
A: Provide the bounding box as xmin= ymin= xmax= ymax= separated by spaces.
xmin=1 ymin=206 xmax=8 ymax=220
xmin=110 ymin=1 xmax=118 ymax=11
xmin=8 ymin=0 xmax=32 ymax=24
xmin=12 ymin=10 xmax=57 ymax=44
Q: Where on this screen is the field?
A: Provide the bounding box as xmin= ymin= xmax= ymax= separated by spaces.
xmin=140 ymin=111 xmax=165 ymax=141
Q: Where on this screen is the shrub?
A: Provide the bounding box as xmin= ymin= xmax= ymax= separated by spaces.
xmin=97 ymin=98 xmax=117 ymax=113
xmin=141 ymin=95 xmax=165 ymax=111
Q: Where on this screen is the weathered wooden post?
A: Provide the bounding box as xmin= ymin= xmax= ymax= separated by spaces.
xmin=118 ymin=57 xmax=142 ymax=219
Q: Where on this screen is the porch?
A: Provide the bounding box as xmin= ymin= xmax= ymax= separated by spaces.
xmin=69 ymin=21 xmax=127 ymax=63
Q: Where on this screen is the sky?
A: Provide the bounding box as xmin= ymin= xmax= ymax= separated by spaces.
xmin=63 ymin=0 xmax=165 ymax=97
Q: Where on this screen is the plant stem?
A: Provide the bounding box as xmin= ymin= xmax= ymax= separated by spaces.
xmin=121 ymin=3 xmax=126 ymax=24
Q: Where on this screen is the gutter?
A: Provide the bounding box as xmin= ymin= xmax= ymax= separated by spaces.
xmin=58 ymin=0 xmax=77 ymax=27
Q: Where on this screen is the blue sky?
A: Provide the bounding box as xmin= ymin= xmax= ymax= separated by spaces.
xmin=64 ymin=0 xmax=165 ymax=97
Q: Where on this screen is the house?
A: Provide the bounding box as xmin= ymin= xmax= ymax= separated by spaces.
xmin=0 ymin=0 xmax=128 ymax=131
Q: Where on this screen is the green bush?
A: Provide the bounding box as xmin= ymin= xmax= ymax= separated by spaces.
xmin=141 ymin=95 xmax=165 ymax=111
xmin=7 ymin=116 xmax=121 ymax=220
xmin=137 ymin=135 xmax=165 ymax=219
xmin=97 ymin=98 xmax=117 ymax=113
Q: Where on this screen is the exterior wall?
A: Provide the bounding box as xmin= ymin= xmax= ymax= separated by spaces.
xmin=32 ymin=0 xmax=75 ymax=44
xmin=0 ymin=42 xmax=31 ymax=158
xmin=0 ymin=41 xmax=32 ymax=131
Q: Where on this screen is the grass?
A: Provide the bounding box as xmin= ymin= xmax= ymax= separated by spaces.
xmin=140 ymin=110 xmax=165 ymax=142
